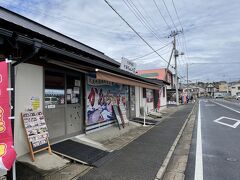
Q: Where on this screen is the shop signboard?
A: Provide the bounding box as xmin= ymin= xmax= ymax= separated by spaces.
xmin=120 ymin=57 xmax=136 ymax=74
xmin=119 ymin=104 xmax=129 ymax=124
xmin=21 ymin=111 xmax=51 ymax=161
xmin=0 ymin=61 xmax=16 ymax=171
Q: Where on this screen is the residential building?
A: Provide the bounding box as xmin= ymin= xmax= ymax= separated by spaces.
xmin=230 ymin=83 xmax=240 ymax=97
xmin=137 ymin=68 xmax=182 ymax=104
xmin=137 ymin=68 xmax=174 ymax=89
xmin=218 ymin=81 xmax=229 ymax=93
xmin=205 ymin=83 xmax=218 ymax=97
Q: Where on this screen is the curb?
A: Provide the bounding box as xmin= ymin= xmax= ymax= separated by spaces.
xmin=155 ymin=102 xmax=198 ymax=180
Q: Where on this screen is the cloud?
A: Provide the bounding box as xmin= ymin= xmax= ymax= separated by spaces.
xmin=0 ymin=0 xmax=240 ymax=82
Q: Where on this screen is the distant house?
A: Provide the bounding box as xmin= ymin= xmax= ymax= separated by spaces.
xmin=205 ymin=83 xmax=218 ymax=96
xmin=230 ymin=83 xmax=240 ymax=97
xmin=218 ymin=81 xmax=229 ymax=93
xmin=183 ymin=85 xmax=205 ymax=99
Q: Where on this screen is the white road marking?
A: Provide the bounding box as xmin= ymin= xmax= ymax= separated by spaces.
xmin=204 ymin=104 xmax=216 ymax=107
xmin=194 ymin=101 xmax=203 ymax=180
xmin=212 ymin=101 xmax=240 ymax=114
xmin=214 ymin=116 xmax=240 ymax=128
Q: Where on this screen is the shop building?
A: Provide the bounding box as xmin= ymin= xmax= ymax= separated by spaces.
xmin=0 ymin=7 xmax=166 ymax=159
xmin=137 ymin=68 xmax=172 ymax=107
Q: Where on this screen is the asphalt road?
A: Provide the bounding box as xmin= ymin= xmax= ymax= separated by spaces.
xmin=185 ymin=99 xmax=240 ymax=180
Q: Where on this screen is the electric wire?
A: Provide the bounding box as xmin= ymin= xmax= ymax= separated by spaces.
xmin=152 ymin=0 xmax=172 ymax=30
xmin=123 ymin=0 xmax=165 ymax=44
xmin=129 ymin=42 xmax=172 ymax=60
xmin=162 ymin=0 xmax=178 ymax=30
xmin=105 ymin=0 xmax=174 ymax=68
xmin=172 ymin=0 xmax=183 ymax=31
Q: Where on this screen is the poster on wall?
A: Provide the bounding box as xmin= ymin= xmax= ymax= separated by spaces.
xmin=146 ymin=89 xmax=154 ymax=103
xmin=0 ymin=61 xmax=16 ymax=171
xmin=86 ymin=77 xmax=128 ymax=129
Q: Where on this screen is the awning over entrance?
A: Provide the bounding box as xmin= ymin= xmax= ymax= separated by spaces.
xmin=96 ymin=69 xmax=160 ymax=90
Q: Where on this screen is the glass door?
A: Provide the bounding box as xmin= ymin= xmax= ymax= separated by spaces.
xmin=44 ymin=71 xmax=66 ymax=141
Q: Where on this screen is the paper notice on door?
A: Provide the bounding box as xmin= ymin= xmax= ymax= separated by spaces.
xmin=73 ymin=87 xmax=79 ymax=94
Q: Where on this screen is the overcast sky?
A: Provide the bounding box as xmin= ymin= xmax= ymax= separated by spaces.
xmin=1 ymin=0 xmax=240 ymax=83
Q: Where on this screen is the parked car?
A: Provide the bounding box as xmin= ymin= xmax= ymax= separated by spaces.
xmin=45 ymin=97 xmax=59 ymax=105
xmin=236 ymin=95 xmax=240 ymax=100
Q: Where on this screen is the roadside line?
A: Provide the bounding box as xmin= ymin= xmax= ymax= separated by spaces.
xmin=211 ymin=100 xmax=240 ymax=114
xmin=155 ymin=103 xmax=197 ymax=180
xmin=194 ymin=101 xmax=203 ymax=180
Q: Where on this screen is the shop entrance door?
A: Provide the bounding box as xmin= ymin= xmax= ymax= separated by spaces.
xmin=129 ymin=86 xmax=136 ymax=119
xmin=44 ymin=71 xmax=83 ymax=142
xmin=66 ymin=74 xmax=83 ymax=136
xmin=44 ymin=71 xmax=66 ymax=141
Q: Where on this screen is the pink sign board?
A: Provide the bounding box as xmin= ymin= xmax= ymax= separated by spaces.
xmin=0 ymin=61 xmax=16 ymax=171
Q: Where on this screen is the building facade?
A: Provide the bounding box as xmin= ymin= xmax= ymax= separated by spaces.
xmin=0 ymin=7 xmax=165 ymax=163
xmin=230 ymin=83 xmax=240 ymax=97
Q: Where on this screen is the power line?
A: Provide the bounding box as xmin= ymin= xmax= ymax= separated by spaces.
xmin=129 ymin=42 xmax=172 ymax=60
xmin=1 ymin=0 xmax=169 ymax=38
xmin=131 ymin=49 xmax=173 ymax=61
xmin=123 ymin=0 xmax=165 ymax=44
xmin=162 ymin=0 xmax=178 ymax=30
xmin=171 ymin=0 xmax=183 ymax=31
xmin=135 ymin=0 xmax=164 ymax=34
xmin=104 ymin=0 xmax=174 ymax=68
xmin=152 ymin=0 xmax=172 ymax=30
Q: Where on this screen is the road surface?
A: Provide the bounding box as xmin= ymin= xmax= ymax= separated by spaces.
xmin=185 ymin=99 xmax=240 ymax=180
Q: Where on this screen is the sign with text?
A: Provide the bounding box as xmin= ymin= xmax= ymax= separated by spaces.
xmin=119 ymin=104 xmax=129 ymax=124
xmin=120 ymin=57 xmax=136 ymax=74
xmin=21 ymin=111 xmax=51 ymax=161
xmin=0 ymin=61 xmax=16 ymax=171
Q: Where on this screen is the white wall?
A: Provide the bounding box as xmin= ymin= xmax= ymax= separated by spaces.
xmin=135 ymin=86 xmax=140 ymax=117
xmin=14 ymin=63 xmax=43 ymax=157
xmin=231 ymin=83 xmax=240 ymax=96
xmin=160 ymin=86 xmax=167 ymax=110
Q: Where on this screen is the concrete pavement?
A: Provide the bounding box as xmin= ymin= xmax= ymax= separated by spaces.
xmin=80 ymin=104 xmax=194 ymax=180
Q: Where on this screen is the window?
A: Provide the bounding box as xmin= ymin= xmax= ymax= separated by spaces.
xmin=143 ymin=88 xmax=146 ymax=98
xmin=45 ymin=71 xmax=65 ymax=106
xmin=163 ymin=87 xmax=165 ymax=97
xmin=238 ymin=87 xmax=240 ymax=90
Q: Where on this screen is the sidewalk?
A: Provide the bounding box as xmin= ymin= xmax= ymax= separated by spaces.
xmin=80 ymin=104 xmax=194 ymax=180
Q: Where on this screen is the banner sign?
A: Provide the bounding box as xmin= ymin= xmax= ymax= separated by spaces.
xmin=120 ymin=57 xmax=136 ymax=74
xmin=0 ymin=61 xmax=16 ymax=171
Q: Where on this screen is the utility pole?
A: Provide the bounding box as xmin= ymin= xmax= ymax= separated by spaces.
xmin=168 ymin=30 xmax=184 ymax=105
xmin=187 ymin=63 xmax=189 ymax=96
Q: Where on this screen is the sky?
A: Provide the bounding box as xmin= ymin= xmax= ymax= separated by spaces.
xmin=0 ymin=0 xmax=240 ymax=83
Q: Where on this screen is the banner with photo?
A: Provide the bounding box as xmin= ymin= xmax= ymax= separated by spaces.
xmin=86 ymin=77 xmax=128 ymax=126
